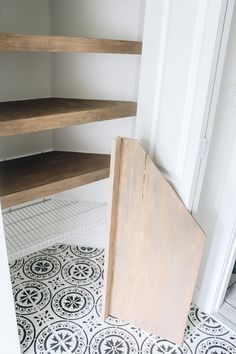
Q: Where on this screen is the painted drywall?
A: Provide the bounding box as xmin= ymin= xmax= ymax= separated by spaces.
xmin=0 ymin=2 xmax=52 ymax=350
xmin=195 ymin=5 xmax=236 ymax=291
xmin=50 ymin=0 xmax=145 ymax=201
xmin=0 ymin=0 xmax=53 ymax=159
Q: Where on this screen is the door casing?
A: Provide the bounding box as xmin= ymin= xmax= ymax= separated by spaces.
xmin=135 ymin=0 xmax=235 ymax=314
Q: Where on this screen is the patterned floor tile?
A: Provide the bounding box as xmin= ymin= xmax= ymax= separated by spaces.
xmin=81 ymin=310 xmax=105 ymax=335
xmin=43 ymin=273 xmax=68 ymax=293
xmin=89 ymin=326 xmax=140 ymax=354
xmin=188 ymin=304 xmax=229 ymax=337
xmin=13 ymin=282 xmax=40 ymax=317
xmin=9 ymin=257 xmax=31 ymax=287
xmin=140 ymin=335 xmax=193 ymax=354
xmin=195 ymin=337 xmax=236 ymax=354
xmin=121 ymin=323 xmax=154 ymax=350
xmin=35 ymin=320 xmax=89 ymax=354
xmin=9 ymin=243 xmax=236 ymax=354
xmin=61 ymin=258 xmax=102 ymax=287
xmin=16 ymin=281 xmax=52 ymax=315
xmin=40 ymin=244 xmax=77 ymax=267
xmin=184 ymin=321 xmax=205 ymax=351
xmin=85 ymin=278 xmax=104 ymax=300
xmin=74 ymin=307 xmax=111 ymax=346
xmin=219 ymin=330 xmax=236 ymax=348
xmin=39 ymin=244 xmax=70 ymax=256
xmin=69 ymin=245 xmax=104 ymax=260
xmin=17 ymin=315 xmax=36 ymax=354
xmin=52 ymin=286 xmax=95 ymax=320
xmin=9 ymin=257 xmax=25 ymax=273
xmin=23 ymin=254 xmax=62 ymax=282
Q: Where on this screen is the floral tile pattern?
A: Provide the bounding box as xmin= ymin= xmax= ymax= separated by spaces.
xmin=10 ymin=243 xmax=236 ymax=354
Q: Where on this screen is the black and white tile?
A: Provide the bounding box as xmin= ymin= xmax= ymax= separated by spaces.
xmin=9 ymin=244 xmax=236 ymax=354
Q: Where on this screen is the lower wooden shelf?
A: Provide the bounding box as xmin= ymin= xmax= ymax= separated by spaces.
xmin=0 ymin=151 xmax=110 ymax=208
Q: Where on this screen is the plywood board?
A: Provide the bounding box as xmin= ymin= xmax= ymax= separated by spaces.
xmin=103 ymin=137 xmax=205 ymax=344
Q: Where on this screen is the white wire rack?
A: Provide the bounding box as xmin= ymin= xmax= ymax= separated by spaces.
xmin=2 ymin=198 xmax=107 ymax=262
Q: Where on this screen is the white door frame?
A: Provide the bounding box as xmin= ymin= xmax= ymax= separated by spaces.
xmin=191 ymin=0 xmax=236 ymax=315
xmin=191 ymin=0 xmax=235 ymax=215
xmin=197 ymin=139 xmax=236 ymax=314
xmin=136 ymin=0 xmax=234 ymax=211
xmin=136 ymin=0 xmax=235 ymax=313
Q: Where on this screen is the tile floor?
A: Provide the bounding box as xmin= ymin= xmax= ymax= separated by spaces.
xmin=9 ymin=244 xmax=236 ymax=354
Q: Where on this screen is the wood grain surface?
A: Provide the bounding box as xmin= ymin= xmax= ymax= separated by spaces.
xmin=0 ymin=151 xmax=110 ymax=208
xmin=0 ymin=98 xmax=137 ymax=136
xmin=103 ymin=138 xmax=205 ymax=344
xmin=0 ymin=33 xmax=142 ymax=54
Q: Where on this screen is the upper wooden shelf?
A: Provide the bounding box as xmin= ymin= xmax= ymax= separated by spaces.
xmin=0 ymin=33 xmax=142 ymax=54
xmin=0 ymin=98 xmax=137 ymax=137
xmin=0 ymin=151 xmax=110 ymax=208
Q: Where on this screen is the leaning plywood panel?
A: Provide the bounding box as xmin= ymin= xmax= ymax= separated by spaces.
xmin=103 ymin=137 xmax=205 ymax=344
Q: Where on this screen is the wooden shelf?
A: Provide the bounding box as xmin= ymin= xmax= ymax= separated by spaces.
xmin=0 ymin=151 xmax=110 ymax=208
xmin=0 ymin=98 xmax=137 ymax=137
xmin=0 ymin=33 xmax=142 ymax=54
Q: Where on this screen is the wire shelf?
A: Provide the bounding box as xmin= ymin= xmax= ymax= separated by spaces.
xmin=3 ymin=198 xmax=107 ymax=261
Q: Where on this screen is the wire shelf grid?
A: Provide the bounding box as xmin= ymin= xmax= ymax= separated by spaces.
xmin=2 ymin=198 xmax=107 ymax=261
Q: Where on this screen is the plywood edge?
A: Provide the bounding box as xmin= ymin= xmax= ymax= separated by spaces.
xmin=102 ymin=137 xmax=122 ymax=319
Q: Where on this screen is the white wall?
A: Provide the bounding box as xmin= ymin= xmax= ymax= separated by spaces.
xmin=195 ymin=4 xmax=236 ymax=296
xmin=50 ymin=0 xmax=145 ymax=201
xmin=0 ymin=2 xmax=52 ymax=350
xmin=0 ymin=204 xmax=20 ymax=354
xmin=0 ymin=0 xmax=52 ymax=159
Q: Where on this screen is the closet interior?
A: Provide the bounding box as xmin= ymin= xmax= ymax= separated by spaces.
xmin=0 ymin=2 xmax=144 ymax=352
xmin=0 ymin=0 xmax=143 ymax=259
